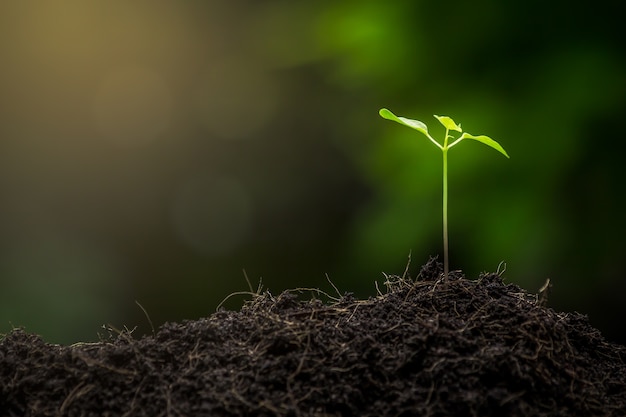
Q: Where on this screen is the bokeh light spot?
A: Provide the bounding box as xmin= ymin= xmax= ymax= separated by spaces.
xmin=93 ymin=66 xmax=171 ymax=147
xmin=171 ymin=175 xmax=252 ymax=257
xmin=0 ymin=236 xmax=130 ymax=344
xmin=194 ymin=58 xmax=277 ymax=140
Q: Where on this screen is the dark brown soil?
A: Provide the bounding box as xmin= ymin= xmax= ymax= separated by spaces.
xmin=1 ymin=258 xmax=625 ymax=416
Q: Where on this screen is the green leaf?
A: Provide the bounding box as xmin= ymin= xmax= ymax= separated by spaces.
xmin=379 ymin=108 xmax=429 ymax=137
xmin=434 ymin=115 xmax=462 ymax=132
xmin=458 ymin=133 xmax=510 ymax=158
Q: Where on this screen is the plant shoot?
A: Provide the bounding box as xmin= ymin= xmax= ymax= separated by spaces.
xmin=379 ymin=108 xmax=509 ymax=278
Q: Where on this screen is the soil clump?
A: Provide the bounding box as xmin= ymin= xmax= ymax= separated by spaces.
xmin=1 ymin=259 xmax=625 ymax=416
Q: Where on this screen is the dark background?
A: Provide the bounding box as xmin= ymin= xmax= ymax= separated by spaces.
xmin=1 ymin=0 xmax=625 ymax=345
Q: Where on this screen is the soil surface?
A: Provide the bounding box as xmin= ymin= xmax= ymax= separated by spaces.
xmin=1 ymin=258 xmax=625 ymax=416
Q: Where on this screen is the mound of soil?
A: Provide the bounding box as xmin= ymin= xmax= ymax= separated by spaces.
xmin=1 ymin=259 xmax=625 ymax=416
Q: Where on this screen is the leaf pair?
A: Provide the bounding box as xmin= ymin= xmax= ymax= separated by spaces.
xmin=379 ymin=108 xmax=509 ymax=158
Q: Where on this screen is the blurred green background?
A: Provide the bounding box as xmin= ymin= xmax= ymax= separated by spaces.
xmin=1 ymin=1 xmax=625 ymax=345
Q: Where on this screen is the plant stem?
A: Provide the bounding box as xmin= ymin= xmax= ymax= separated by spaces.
xmin=442 ymin=148 xmax=449 ymax=279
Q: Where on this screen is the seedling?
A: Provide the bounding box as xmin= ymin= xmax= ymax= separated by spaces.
xmin=379 ymin=108 xmax=509 ymax=278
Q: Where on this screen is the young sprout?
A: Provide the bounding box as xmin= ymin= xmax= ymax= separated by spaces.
xmin=379 ymin=108 xmax=509 ymax=279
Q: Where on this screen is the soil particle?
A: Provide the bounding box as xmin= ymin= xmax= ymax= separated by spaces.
xmin=1 ymin=258 xmax=625 ymax=416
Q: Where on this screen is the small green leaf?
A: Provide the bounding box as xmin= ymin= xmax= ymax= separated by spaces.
xmin=459 ymin=133 xmax=510 ymax=158
xmin=379 ymin=108 xmax=429 ymax=137
xmin=434 ymin=115 xmax=462 ymax=133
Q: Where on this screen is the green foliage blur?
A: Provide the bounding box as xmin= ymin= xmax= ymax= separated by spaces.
xmin=0 ymin=1 xmax=624 ymax=344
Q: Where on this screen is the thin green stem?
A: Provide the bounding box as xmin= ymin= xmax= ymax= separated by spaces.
xmin=442 ymin=129 xmax=451 ymax=279
xmin=442 ymin=147 xmax=449 ymax=279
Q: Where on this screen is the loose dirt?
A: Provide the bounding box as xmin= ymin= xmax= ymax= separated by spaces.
xmin=1 ymin=258 xmax=625 ymax=416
